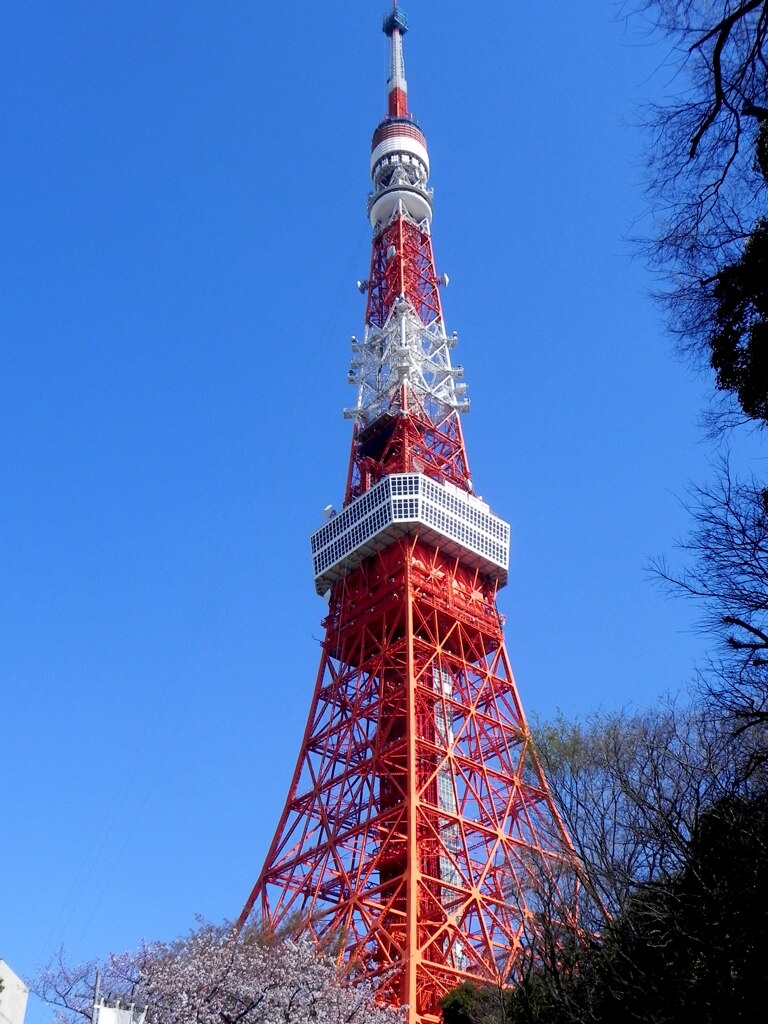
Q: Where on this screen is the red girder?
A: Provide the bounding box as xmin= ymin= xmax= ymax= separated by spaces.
xmin=366 ymin=216 xmax=442 ymax=329
xmin=348 ymin=404 xmax=471 ymax=501
xmin=238 ymin=541 xmax=581 ymax=1024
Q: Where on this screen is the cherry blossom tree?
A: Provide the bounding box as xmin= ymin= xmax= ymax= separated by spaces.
xmin=35 ymin=922 xmax=405 ymax=1024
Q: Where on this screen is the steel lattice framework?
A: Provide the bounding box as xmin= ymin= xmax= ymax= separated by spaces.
xmin=238 ymin=7 xmax=581 ymax=1023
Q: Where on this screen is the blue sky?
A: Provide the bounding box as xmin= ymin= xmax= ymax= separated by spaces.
xmin=2 ymin=3 xmax=760 ymax=1021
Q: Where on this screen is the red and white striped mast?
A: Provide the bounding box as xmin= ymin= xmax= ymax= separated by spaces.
xmin=385 ymin=1 xmax=409 ymax=117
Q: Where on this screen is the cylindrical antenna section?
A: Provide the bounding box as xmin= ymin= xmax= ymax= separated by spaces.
xmin=383 ymin=5 xmax=409 ymax=118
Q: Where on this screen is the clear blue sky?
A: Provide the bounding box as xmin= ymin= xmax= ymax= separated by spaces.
xmin=2 ymin=3 xmax=758 ymax=1021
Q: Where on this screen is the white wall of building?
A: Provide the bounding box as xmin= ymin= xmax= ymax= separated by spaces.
xmin=0 ymin=961 xmax=28 ymax=1024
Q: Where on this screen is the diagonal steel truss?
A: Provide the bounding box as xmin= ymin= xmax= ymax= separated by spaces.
xmin=237 ymin=539 xmax=580 ymax=1022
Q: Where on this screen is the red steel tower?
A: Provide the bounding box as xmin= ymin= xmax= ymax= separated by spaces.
xmin=238 ymin=7 xmax=579 ymax=1021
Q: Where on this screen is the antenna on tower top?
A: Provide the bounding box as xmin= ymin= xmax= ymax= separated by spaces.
xmin=383 ymin=1 xmax=408 ymax=36
xmin=383 ymin=3 xmax=409 ymax=118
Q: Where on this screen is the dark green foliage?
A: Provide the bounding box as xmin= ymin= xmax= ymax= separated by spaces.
xmin=594 ymin=790 xmax=768 ymax=1023
xmin=441 ymin=790 xmax=768 ymax=1024
xmin=710 ymin=224 xmax=768 ymax=424
xmin=440 ymin=983 xmax=512 ymax=1024
xmin=665 ymin=790 xmax=768 ymax=1020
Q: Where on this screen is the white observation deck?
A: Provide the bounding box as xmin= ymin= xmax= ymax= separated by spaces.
xmin=311 ymin=473 xmax=510 ymax=595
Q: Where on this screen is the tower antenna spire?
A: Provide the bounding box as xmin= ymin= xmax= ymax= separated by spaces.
xmin=383 ymin=2 xmax=410 ymax=118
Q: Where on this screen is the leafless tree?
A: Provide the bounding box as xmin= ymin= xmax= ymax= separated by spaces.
xmin=631 ymin=3 xmax=768 ymax=391
xmin=532 ymin=703 xmax=749 ymax=914
xmin=654 ymin=458 xmax=768 ymax=741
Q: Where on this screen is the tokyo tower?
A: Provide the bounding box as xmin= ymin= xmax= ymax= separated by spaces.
xmin=238 ymin=6 xmax=580 ymax=1021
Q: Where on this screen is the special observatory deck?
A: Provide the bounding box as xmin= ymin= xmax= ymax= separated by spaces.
xmin=310 ymin=472 xmax=510 ymax=595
